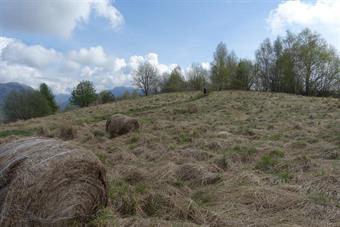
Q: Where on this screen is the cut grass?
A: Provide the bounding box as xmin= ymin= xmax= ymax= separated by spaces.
xmin=1 ymin=91 xmax=339 ymax=226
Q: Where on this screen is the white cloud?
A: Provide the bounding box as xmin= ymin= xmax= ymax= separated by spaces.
xmin=267 ymin=0 xmax=340 ymax=49
xmin=69 ymin=46 xmax=109 ymax=67
xmin=0 ymin=0 xmax=124 ymax=37
xmin=2 ymin=41 xmax=62 ymax=68
xmin=93 ymin=0 xmax=124 ymax=28
xmin=0 ymin=36 xmax=176 ymax=94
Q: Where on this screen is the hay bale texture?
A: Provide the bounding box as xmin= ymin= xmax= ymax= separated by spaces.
xmin=0 ymin=137 xmax=107 ymax=226
xmin=106 ymin=114 xmax=139 ymax=138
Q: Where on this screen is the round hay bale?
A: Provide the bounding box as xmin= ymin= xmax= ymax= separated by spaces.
xmin=0 ymin=137 xmax=107 ymax=226
xmin=106 ymin=114 xmax=139 ymax=138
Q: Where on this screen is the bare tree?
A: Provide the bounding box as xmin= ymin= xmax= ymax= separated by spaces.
xmin=133 ymin=62 xmax=159 ymax=96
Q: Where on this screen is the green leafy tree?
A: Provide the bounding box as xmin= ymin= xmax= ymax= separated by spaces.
xmin=3 ymin=90 xmax=52 ymax=122
xmin=161 ymin=66 xmax=186 ymax=92
xmin=187 ymin=63 xmax=208 ymax=90
xmin=210 ymin=42 xmax=238 ymax=90
xmin=295 ymin=28 xmax=339 ymax=96
xmin=39 ymin=83 xmax=58 ymax=113
xmin=231 ymin=59 xmax=254 ymax=90
xmin=254 ymin=28 xmax=340 ymax=96
xmin=210 ymin=42 xmax=229 ymax=90
xmin=97 ymin=90 xmax=115 ymax=104
xmin=254 ymin=38 xmax=274 ymax=91
xmin=70 ymin=80 xmax=97 ymax=107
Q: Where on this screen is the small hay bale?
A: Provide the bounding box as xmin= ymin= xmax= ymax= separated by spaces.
xmin=0 ymin=137 xmax=107 ymax=226
xmin=106 ymin=114 xmax=139 ymax=138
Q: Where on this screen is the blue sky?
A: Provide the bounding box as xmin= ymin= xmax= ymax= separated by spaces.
xmin=2 ymin=1 xmax=280 ymax=65
xmin=0 ymin=0 xmax=339 ymax=93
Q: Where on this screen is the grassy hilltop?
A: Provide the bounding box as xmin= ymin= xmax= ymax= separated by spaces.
xmin=0 ymin=91 xmax=339 ymax=226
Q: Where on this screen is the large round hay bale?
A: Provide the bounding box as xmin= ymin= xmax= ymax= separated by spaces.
xmin=0 ymin=137 xmax=107 ymax=226
xmin=106 ymin=114 xmax=139 ymax=138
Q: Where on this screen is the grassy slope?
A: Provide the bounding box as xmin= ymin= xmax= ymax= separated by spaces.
xmin=0 ymin=91 xmax=339 ymax=226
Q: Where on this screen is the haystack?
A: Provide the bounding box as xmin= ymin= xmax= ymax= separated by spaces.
xmin=0 ymin=137 xmax=107 ymax=226
xmin=106 ymin=114 xmax=139 ymax=138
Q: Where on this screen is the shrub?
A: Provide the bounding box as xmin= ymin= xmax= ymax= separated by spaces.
xmin=3 ymin=90 xmax=52 ymax=122
xmin=97 ymin=90 xmax=115 ymax=104
xmin=39 ymin=83 xmax=58 ymax=113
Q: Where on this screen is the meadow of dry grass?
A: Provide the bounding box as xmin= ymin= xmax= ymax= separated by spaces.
xmin=0 ymin=91 xmax=339 ymax=226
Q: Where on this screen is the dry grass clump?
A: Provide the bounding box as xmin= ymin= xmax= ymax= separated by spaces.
xmin=175 ymin=163 xmax=221 ymax=186
xmin=235 ymin=187 xmax=307 ymax=213
xmin=303 ymin=175 xmax=340 ymax=206
xmin=35 ymin=122 xmax=77 ymax=140
xmin=118 ymin=166 xmax=147 ymax=184
xmin=108 ymin=178 xmax=226 ymax=226
xmin=57 ymin=124 xmax=76 ymax=140
xmin=173 ymin=103 xmax=199 ymax=115
xmin=179 ymin=149 xmax=213 ymax=161
xmin=115 ymin=217 xmax=198 ymax=227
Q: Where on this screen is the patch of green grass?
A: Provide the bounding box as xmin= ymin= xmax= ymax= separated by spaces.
xmin=88 ymin=208 xmax=116 ymax=226
xmin=96 ymin=153 xmax=107 ymax=163
xmin=141 ymin=193 xmax=164 ymax=216
xmin=173 ymin=178 xmax=184 ymax=188
xmin=109 ymin=180 xmax=137 ymax=216
xmin=229 ymin=145 xmax=257 ymax=162
xmin=268 ymin=133 xmax=282 ymax=141
xmin=255 ymin=150 xmax=284 ymax=172
xmin=108 ymin=180 xmax=129 ymax=199
xmin=168 ymin=143 xmax=176 ymax=150
xmin=275 ymin=169 xmax=293 ymax=183
xmin=175 ymin=132 xmax=192 ymax=143
xmin=135 ymin=183 xmax=148 ymax=194
xmin=128 ymin=133 xmax=140 ymax=143
xmin=127 ymin=143 xmax=137 ymax=150
xmin=0 ymin=129 xmax=33 ymax=138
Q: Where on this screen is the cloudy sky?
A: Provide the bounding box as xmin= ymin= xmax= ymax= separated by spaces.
xmin=0 ymin=0 xmax=339 ymax=94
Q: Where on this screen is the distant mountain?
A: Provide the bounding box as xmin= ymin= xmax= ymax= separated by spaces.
xmin=0 ymin=83 xmax=141 ymax=114
xmin=110 ymin=86 xmax=142 ymax=97
xmin=0 ymin=82 xmax=33 ymax=105
xmin=55 ymin=94 xmax=71 ymax=111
